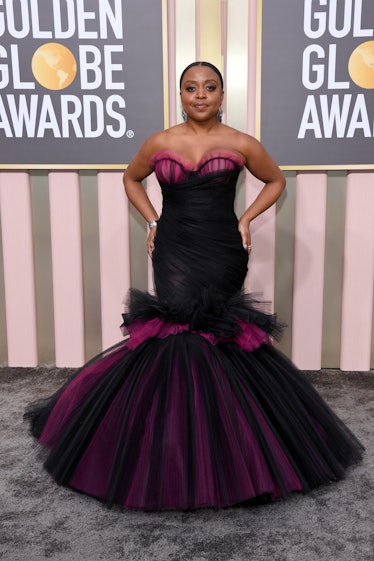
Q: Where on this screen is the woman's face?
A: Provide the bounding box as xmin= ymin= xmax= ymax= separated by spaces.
xmin=180 ymin=65 xmax=224 ymax=123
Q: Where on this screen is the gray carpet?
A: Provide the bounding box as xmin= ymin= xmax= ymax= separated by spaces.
xmin=0 ymin=367 xmax=373 ymax=561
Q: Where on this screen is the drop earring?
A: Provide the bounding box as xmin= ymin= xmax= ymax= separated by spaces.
xmin=217 ymin=108 xmax=223 ymax=122
xmin=182 ymin=108 xmax=187 ymax=122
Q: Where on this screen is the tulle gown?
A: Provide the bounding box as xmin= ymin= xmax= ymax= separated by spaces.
xmin=25 ymin=149 xmax=364 ymax=510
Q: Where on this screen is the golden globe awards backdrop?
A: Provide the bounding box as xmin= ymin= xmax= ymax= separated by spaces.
xmin=0 ymin=0 xmax=167 ymax=168
xmin=258 ymin=0 xmax=374 ymax=169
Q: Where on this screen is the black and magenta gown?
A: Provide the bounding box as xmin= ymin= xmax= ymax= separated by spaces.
xmin=25 ymin=150 xmax=364 ymax=510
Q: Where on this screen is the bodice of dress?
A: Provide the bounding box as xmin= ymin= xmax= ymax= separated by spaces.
xmin=148 ymin=149 xmax=248 ymax=317
xmin=149 ymin=149 xmax=245 ymax=185
xmin=149 ymin=150 xmax=245 ymax=223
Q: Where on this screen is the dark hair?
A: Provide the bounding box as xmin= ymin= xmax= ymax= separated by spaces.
xmin=179 ymin=61 xmax=224 ymax=89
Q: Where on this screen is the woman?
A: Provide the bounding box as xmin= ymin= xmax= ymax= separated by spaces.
xmin=26 ymin=62 xmax=364 ymax=510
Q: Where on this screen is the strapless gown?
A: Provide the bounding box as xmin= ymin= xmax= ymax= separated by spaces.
xmin=25 ymin=150 xmax=364 ymax=510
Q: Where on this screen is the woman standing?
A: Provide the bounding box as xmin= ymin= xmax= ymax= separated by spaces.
xmin=26 ymin=62 xmax=364 ymax=510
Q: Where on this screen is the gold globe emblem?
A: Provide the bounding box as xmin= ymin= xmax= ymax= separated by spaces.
xmin=348 ymin=40 xmax=374 ymax=89
xmin=32 ymin=43 xmax=77 ymax=90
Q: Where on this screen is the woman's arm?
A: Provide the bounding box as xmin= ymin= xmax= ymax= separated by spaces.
xmin=123 ymin=135 xmax=162 ymax=256
xmin=237 ymin=134 xmax=286 ymax=250
xmin=123 ymin=138 xmax=160 ymax=223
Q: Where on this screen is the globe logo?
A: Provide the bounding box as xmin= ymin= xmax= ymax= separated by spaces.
xmin=348 ymin=40 xmax=374 ymax=89
xmin=31 ymin=43 xmax=77 ymax=90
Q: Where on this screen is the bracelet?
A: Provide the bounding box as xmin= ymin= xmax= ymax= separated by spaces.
xmin=148 ymin=220 xmax=158 ymax=229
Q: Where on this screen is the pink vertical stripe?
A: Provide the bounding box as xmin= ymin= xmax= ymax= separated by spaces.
xmin=245 ymin=0 xmax=276 ymax=304
xmin=195 ymin=0 xmax=201 ymax=59
xmin=147 ymin=174 xmax=163 ymax=291
xmin=340 ymin=172 xmax=374 ymax=371
xmin=0 ymin=172 xmax=38 ymax=366
xmin=49 ymin=172 xmax=85 ymax=367
xmin=292 ymin=173 xmax=327 ymax=370
xmin=247 ymin=0 xmax=257 ymax=136
xmin=98 ymin=171 xmax=130 ymax=350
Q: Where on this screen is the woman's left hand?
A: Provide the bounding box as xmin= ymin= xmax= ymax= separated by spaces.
xmin=238 ymin=218 xmax=252 ymax=254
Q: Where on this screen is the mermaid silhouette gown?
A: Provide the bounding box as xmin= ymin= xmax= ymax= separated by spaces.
xmin=26 ymin=150 xmax=364 ymax=510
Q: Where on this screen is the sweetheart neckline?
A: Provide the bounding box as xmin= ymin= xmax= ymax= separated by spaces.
xmin=149 ymin=149 xmax=245 ymax=172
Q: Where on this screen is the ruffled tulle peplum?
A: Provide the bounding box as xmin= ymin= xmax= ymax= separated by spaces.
xmin=121 ymin=288 xmax=283 ymax=351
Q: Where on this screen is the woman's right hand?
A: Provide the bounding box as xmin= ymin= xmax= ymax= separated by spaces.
xmin=147 ymin=227 xmax=157 ymax=258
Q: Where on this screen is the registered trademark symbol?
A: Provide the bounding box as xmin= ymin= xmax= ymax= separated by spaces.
xmin=126 ymin=130 xmax=134 ymax=138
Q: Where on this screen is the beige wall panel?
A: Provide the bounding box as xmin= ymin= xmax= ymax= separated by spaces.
xmin=80 ymin=171 xmax=102 ymax=360
xmin=321 ymin=172 xmax=346 ymax=367
xmin=274 ymin=172 xmax=296 ymax=357
xmin=30 ymin=171 xmax=55 ymax=365
xmin=198 ymin=0 xmax=222 ymax=69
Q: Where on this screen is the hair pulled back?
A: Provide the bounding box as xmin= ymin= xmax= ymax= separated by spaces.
xmin=179 ymin=61 xmax=224 ymax=89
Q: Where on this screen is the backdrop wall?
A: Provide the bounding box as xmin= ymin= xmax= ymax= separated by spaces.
xmin=0 ymin=0 xmax=373 ymax=370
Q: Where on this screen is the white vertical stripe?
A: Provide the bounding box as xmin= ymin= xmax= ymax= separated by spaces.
xmin=340 ymin=172 xmax=374 ymax=371
xmin=98 ymin=171 xmax=130 ymax=349
xmin=0 ymin=172 xmax=38 ymax=366
xmin=49 ymin=172 xmax=85 ymax=367
xmin=292 ymin=173 xmax=327 ymax=370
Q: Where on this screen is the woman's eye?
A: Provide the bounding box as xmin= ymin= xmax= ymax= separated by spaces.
xmin=206 ymin=85 xmax=216 ymax=91
xmin=186 ymin=86 xmax=195 ymax=92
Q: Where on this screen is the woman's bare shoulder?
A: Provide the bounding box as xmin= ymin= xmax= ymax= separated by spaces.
xmin=222 ymin=125 xmax=258 ymax=145
xmin=218 ymin=126 xmax=263 ymax=161
xmin=140 ymin=125 xmax=185 ymax=156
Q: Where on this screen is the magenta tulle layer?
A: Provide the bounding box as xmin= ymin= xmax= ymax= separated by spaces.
xmin=126 ymin=317 xmax=268 ymax=351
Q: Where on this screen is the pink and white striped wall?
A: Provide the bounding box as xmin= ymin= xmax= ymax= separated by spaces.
xmin=0 ymin=0 xmax=373 ymax=370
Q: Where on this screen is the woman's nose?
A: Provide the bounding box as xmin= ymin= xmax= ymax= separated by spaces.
xmin=195 ymin=87 xmax=206 ymax=98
